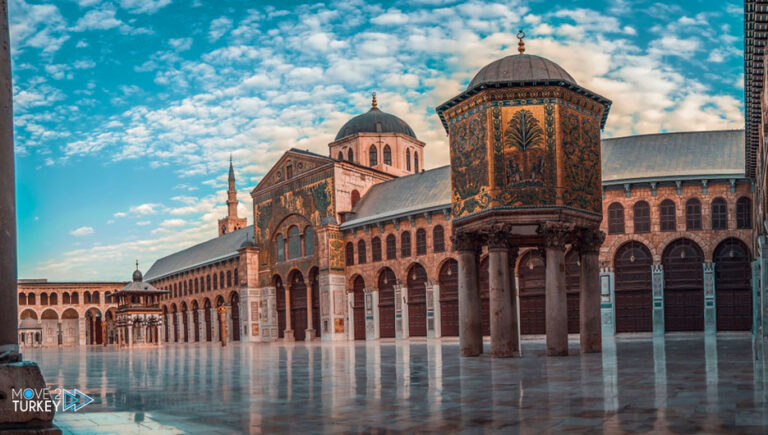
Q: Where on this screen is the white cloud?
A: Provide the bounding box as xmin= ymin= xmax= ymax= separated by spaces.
xmin=9 ymin=0 xmax=69 ymax=54
xmin=208 ymin=16 xmax=233 ymax=42
xmin=69 ymin=226 xmax=94 ymax=236
xmin=120 ymin=0 xmax=172 ymax=14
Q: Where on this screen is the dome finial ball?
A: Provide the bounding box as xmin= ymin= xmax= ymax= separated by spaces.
xmin=517 ymin=30 xmax=526 ymax=54
xmin=372 ymin=91 xmax=377 ymax=108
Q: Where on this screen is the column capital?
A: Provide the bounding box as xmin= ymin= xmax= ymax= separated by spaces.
xmin=575 ymin=228 xmax=605 ymax=255
xmin=451 ymin=230 xmax=482 ymax=253
xmin=486 ymin=230 xmax=509 ymax=251
xmin=538 ymin=222 xmax=574 ymax=250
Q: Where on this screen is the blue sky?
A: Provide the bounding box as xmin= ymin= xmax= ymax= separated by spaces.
xmin=10 ymin=0 xmax=745 ymax=281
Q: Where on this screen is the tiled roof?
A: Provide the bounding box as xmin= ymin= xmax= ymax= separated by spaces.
xmin=601 ymin=130 xmax=745 ymax=184
xmin=144 ymin=226 xmax=254 ymax=281
xmin=340 ymin=166 xmax=452 ymax=228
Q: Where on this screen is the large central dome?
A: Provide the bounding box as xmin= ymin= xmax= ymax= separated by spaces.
xmin=467 ymin=54 xmax=576 ymax=90
xmin=335 ymin=97 xmax=416 ymax=141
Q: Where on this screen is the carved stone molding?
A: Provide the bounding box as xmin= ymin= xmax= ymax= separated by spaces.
xmin=575 ymin=228 xmax=606 ymax=255
xmin=451 ymin=230 xmax=482 ymax=253
xmin=538 ymin=222 xmax=574 ymax=250
xmin=486 ymin=230 xmax=509 ymax=250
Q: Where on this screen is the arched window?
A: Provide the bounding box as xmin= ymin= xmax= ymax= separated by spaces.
xmin=358 ymin=240 xmax=367 ymax=264
xmin=416 ymin=228 xmax=427 ymax=255
xmin=84 ymin=292 xmax=91 ymax=304
xmin=92 ymin=291 xmax=99 ymax=304
xmin=347 ymin=148 xmax=354 ymax=163
xmin=234 ymin=269 xmax=239 ymax=286
xmin=433 ymin=226 xmax=445 ymax=253
xmin=633 ymin=201 xmax=650 ymax=233
xmin=369 ymin=145 xmax=378 ymax=167
xmin=62 ymin=292 xmax=70 ymax=304
xmin=414 ymin=152 xmax=419 ymax=172
xmin=406 ymin=149 xmax=411 ymax=171
xmin=401 ymin=231 xmax=411 ymax=257
xmin=41 ymin=293 xmax=48 ymax=305
xmin=711 ymin=197 xmax=727 ymax=230
xmin=206 ymin=275 xmax=211 ymax=291
xmin=227 ymin=271 xmax=232 ymax=288
xmin=276 ymin=234 xmax=285 ymax=262
xmin=686 ymin=198 xmax=702 ymax=230
xmin=383 ymin=145 xmax=392 ymax=165
xmin=608 ymin=203 xmax=625 ymax=234
xmin=660 ymin=199 xmax=676 ymax=231
xmin=337 ymin=151 xmax=344 ymax=160
xmin=195 ymin=278 xmax=200 ymax=293
xmin=372 ymin=237 xmax=382 ymax=262
xmin=28 ymin=293 xmax=36 ymax=305
xmin=346 ymin=242 xmax=355 ymax=266
xmin=351 ymin=190 xmax=360 ymax=208
xmin=213 ymin=274 xmax=218 ymax=290
xmin=173 ymin=283 xmax=177 ymax=297
xmin=737 ymin=197 xmax=752 ymax=229
xmin=386 ymin=234 xmax=396 ymax=260
xmin=19 ymin=293 xmax=26 ymax=306
xmin=288 ymin=226 xmax=301 ymax=259
xmin=219 ymin=271 xmax=225 ymax=289
xmin=49 ymin=293 xmax=58 ymax=305
xmin=304 ymin=227 xmax=315 ymax=256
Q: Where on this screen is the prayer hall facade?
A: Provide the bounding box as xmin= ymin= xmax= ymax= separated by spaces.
xmin=17 ymin=49 xmax=756 ymax=347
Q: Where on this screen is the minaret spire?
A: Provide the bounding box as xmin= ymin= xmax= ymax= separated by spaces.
xmin=219 ymin=156 xmax=247 ymax=236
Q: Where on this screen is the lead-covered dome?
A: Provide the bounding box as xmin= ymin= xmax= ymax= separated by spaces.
xmin=467 ymin=54 xmax=576 ymax=90
xmin=335 ymin=95 xmax=416 ymax=141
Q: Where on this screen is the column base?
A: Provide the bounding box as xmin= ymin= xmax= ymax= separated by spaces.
xmin=0 ymin=362 xmax=60 ymax=433
xmin=305 ymin=329 xmax=316 ymax=341
xmin=283 ymin=330 xmax=295 ymax=342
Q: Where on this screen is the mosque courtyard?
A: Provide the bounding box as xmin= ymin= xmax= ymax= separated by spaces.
xmin=26 ymin=334 xmax=768 ymax=434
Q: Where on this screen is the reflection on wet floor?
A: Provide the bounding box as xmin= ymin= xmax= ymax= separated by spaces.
xmin=21 ymin=333 xmax=768 ymax=433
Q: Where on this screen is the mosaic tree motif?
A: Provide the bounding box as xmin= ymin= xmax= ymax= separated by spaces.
xmin=504 ymin=109 xmax=546 ymax=187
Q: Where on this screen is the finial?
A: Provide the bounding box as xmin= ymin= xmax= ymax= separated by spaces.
xmin=371 ymin=92 xmax=377 ymax=108
xmin=229 ymin=153 xmax=233 ymax=165
xmin=135 ymin=259 xmax=139 ymax=270
xmin=517 ymin=29 xmax=526 ymax=54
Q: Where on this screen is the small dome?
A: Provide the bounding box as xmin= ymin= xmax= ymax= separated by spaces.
xmin=240 ymin=239 xmax=255 ymax=249
xmin=335 ymin=96 xmax=416 ymax=141
xmin=133 ymin=269 xmax=143 ymax=282
xmin=467 ymin=54 xmax=576 ymax=90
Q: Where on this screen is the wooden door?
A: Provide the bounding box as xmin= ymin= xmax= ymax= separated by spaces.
xmin=311 ymin=272 xmax=321 ymax=337
xmin=479 ymin=257 xmax=490 ymax=336
xmin=290 ymin=274 xmax=307 ymax=341
xmin=275 ymin=278 xmax=285 ymax=338
xmin=407 ymin=265 xmax=428 ymax=336
xmin=715 ymin=238 xmax=752 ymax=331
xmin=614 ymin=241 xmax=653 ymax=332
xmin=565 ymin=250 xmax=580 ymax=333
xmin=439 ymin=260 xmax=459 ymax=337
xmin=518 ymin=251 xmax=546 ymax=334
xmin=663 ymin=239 xmax=704 ymax=331
xmin=378 ymin=269 xmax=396 ymax=338
xmin=353 ymin=276 xmax=366 ymax=340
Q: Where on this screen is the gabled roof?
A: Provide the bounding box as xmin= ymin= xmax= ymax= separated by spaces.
xmin=252 ymin=148 xmax=334 ymax=195
xmin=340 ymin=166 xmax=451 ymax=229
xmin=601 ymin=130 xmax=745 ymax=184
xmin=144 ymin=226 xmax=254 ymax=281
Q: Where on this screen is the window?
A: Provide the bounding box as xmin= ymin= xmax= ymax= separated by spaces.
xmin=347 ymin=148 xmax=354 ymax=163
xmin=50 ymin=293 xmax=58 ymax=305
xmin=84 ymin=292 xmax=90 ymax=304
xmin=213 ymin=274 xmax=218 ymax=290
xmin=433 ymin=226 xmax=445 ymax=253
xmin=386 ymin=234 xmax=396 ymax=260
xmin=227 ymin=271 xmax=232 ymax=288
xmin=305 ymin=227 xmax=315 ymax=256
xmin=62 ymin=292 xmax=69 ymax=304
xmin=173 ymin=283 xmax=178 ymax=297
xmin=219 ymin=272 xmax=225 ymax=289
xmin=711 ymin=197 xmax=727 ymax=230
xmin=401 ymin=231 xmax=411 ymax=257
xmin=286 ymin=164 xmax=293 ymax=179
xmin=92 ymin=292 xmax=98 ymax=304
xmin=276 ymin=234 xmax=285 ymax=262
xmin=660 ymin=199 xmax=676 ymax=231
xmin=406 ymin=149 xmax=411 ymax=171
xmin=337 ymin=151 xmax=343 ymax=160
xmin=416 ymin=228 xmax=427 ymax=255
xmin=608 ymin=203 xmax=625 ymax=234
xmin=358 ymin=240 xmax=367 ymax=264
xmin=686 ymin=198 xmax=702 ymax=230
xmin=372 ymin=237 xmax=382 ymax=262
xmin=737 ymin=197 xmax=752 ymax=229
xmin=383 ymin=145 xmax=392 ymax=165
xmin=288 ymin=226 xmax=301 ymax=259
xmin=28 ymin=293 xmax=36 ymax=305
xmin=19 ymin=293 xmax=26 ymax=306
xmin=346 ymin=242 xmax=355 ymax=266
xmin=195 ymin=278 xmax=199 ymax=293
xmin=633 ymin=201 xmax=650 ymax=233
xmin=234 ymin=269 xmax=239 ymax=286
xmin=414 ymin=152 xmax=419 ymax=172
xmin=369 ymin=145 xmax=378 ymax=166
xmin=206 ymin=275 xmax=211 ymax=291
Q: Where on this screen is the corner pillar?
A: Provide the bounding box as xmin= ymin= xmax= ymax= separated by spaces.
xmin=540 ymin=222 xmax=572 ymax=356
xmin=652 ymin=264 xmax=665 ymax=336
xmin=487 ymin=229 xmax=516 ymax=358
xmin=453 ymin=231 xmax=482 ymax=357
xmin=703 ymin=262 xmax=716 ymax=334
xmin=576 ymin=229 xmax=605 ymax=354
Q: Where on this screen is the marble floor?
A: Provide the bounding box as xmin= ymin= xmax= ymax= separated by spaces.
xmin=21 ymin=333 xmax=768 ymax=434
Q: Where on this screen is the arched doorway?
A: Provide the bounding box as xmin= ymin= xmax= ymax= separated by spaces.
xmin=230 ymin=292 xmax=241 ymax=341
xmin=162 ymin=306 xmax=169 ymax=342
xmin=181 ymin=302 xmax=189 ymax=342
xmin=518 ymin=251 xmax=546 ymax=335
xmin=714 ymin=238 xmax=752 ymax=331
xmin=565 ymin=250 xmax=581 ymax=333
xmin=378 ymin=268 xmax=396 ymax=338
xmin=61 ymin=308 xmax=79 ymax=346
xmin=203 ymin=299 xmax=212 ymax=342
xmin=310 ymin=267 xmax=320 ymax=338
xmin=192 ymin=300 xmax=200 ymax=342
xmin=215 ymin=296 xmax=225 ymax=341
xmin=85 ymin=308 xmax=103 ymax=345
xmin=479 ymin=257 xmax=490 ymax=336
xmin=438 ymin=259 xmax=459 ymax=337
xmin=352 ymin=275 xmax=366 ymax=340
xmin=407 ymin=263 xmax=428 ymax=337
xmin=275 ymin=275 xmax=286 ymax=339
xmin=41 ymin=309 xmax=59 ymax=346
xmin=289 ymin=270 xmax=307 ymax=341
xmin=663 ymin=238 xmax=704 ymax=332
xmin=614 ymin=241 xmax=653 ymax=332
xmin=171 ymin=304 xmax=179 ymax=342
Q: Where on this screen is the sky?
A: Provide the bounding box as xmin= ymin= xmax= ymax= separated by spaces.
xmin=10 ymin=0 xmax=745 ymax=281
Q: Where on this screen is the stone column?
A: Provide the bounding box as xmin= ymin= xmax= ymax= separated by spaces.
xmin=284 ymin=288 xmax=294 ymax=341
xmin=176 ymin=312 xmax=183 ymax=343
xmin=487 ymin=230 xmax=515 ymax=358
xmin=127 ymin=323 xmax=133 ymax=347
xmin=507 ymin=247 xmax=520 ymax=356
xmin=540 ymin=222 xmax=572 ymax=356
xmin=306 ymin=283 xmax=315 ymax=341
xmin=651 ymin=264 xmax=665 ymax=336
xmin=600 ymin=267 xmax=616 ymax=337
xmin=703 ymin=262 xmax=716 ymax=334
xmin=453 ymin=232 xmax=482 ymax=357
xmin=576 ymin=229 xmax=605 ymax=354
xmin=197 ymin=309 xmax=206 ymax=343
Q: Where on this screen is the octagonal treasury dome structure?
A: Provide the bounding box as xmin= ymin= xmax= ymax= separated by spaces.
xmin=436 ymin=35 xmax=612 ymax=244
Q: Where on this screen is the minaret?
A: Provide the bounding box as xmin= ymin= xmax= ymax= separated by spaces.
xmin=218 ymin=156 xmax=247 ymax=236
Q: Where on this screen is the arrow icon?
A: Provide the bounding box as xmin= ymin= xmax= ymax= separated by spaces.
xmin=62 ymin=389 xmax=93 ymax=412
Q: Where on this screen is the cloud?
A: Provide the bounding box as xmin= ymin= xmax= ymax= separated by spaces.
xmin=71 ymin=6 xmax=152 ymax=34
xmin=208 ymin=16 xmax=233 ymax=42
xmin=120 ymin=0 xmax=172 ymax=14
xmin=70 ymin=226 xmax=94 ymax=236
xmin=8 ymin=0 xmax=69 ymax=55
